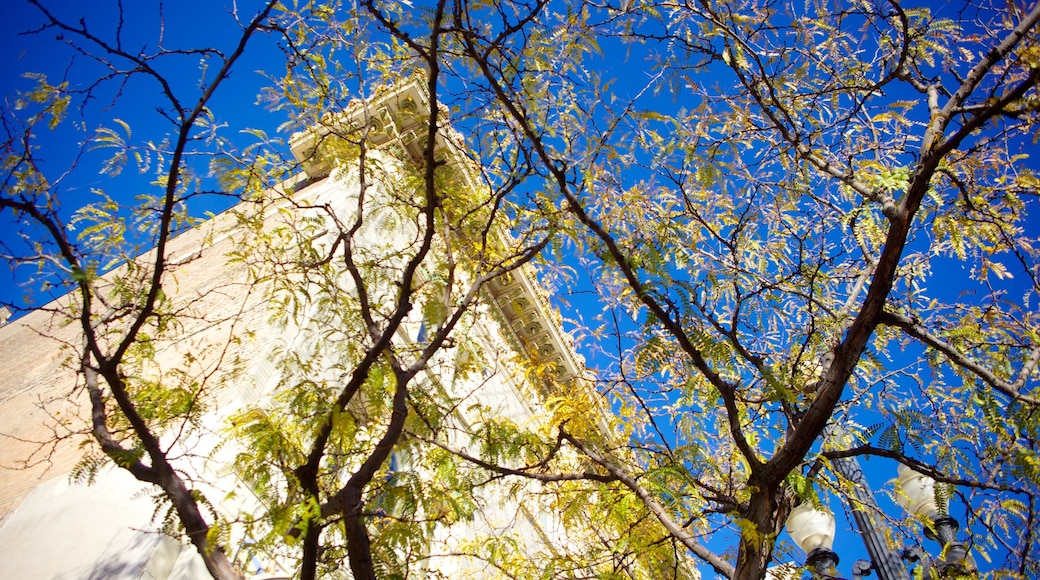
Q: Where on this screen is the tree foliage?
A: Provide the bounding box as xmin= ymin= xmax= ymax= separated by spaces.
xmin=2 ymin=0 xmax=1039 ymax=579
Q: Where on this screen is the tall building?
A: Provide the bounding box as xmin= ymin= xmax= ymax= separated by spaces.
xmin=0 ymin=77 xmax=689 ymax=579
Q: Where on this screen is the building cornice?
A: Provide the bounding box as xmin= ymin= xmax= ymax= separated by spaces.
xmin=289 ymin=75 xmax=590 ymax=394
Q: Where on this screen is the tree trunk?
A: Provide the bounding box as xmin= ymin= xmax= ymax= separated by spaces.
xmin=163 ymin=469 xmax=242 ymax=580
xmin=343 ymin=484 xmax=376 ymax=580
xmin=300 ymin=510 xmax=322 ymax=580
xmin=734 ymin=487 xmax=782 ymax=580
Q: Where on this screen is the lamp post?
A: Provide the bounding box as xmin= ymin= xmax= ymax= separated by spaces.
xmin=831 ymin=454 xmax=909 ymax=580
xmin=785 ymin=465 xmax=974 ymax=579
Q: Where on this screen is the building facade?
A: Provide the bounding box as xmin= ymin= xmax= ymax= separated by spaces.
xmin=0 ymin=78 xmax=684 ymax=579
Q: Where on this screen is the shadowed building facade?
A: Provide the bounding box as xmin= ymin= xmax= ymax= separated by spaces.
xmin=0 ymin=78 xmax=686 ymax=579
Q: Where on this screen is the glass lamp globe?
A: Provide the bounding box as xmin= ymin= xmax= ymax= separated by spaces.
xmin=895 ymin=464 xmax=941 ymax=520
xmin=785 ymin=503 xmax=836 ymax=554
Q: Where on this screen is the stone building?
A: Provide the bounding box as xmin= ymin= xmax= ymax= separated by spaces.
xmin=0 ymin=78 xmax=682 ymax=579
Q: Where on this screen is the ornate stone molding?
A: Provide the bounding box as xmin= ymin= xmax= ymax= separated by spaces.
xmin=290 ymin=75 xmax=589 ymax=392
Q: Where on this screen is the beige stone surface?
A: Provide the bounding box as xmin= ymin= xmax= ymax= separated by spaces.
xmin=0 ymin=201 xmax=262 ymax=521
xmin=0 ymin=306 xmax=85 ymax=519
xmin=0 ymin=121 xmax=640 ymax=574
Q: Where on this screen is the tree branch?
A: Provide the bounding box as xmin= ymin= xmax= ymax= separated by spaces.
xmin=562 ymin=431 xmax=735 ymax=578
xmin=878 ymin=310 xmax=1040 ymax=405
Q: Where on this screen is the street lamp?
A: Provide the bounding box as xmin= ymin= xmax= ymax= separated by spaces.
xmin=785 ymin=503 xmax=839 ymax=577
xmin=894 ymin=464 xmax=942 ymax=519
xmin=894 ymin=465 xmax=973 ymax=577
xmin=785 ymin=464 xmax=974 ymax=579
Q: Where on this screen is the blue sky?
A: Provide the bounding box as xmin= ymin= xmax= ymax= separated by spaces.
xmin=0 ymin=0 xmax=287 ymax=308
